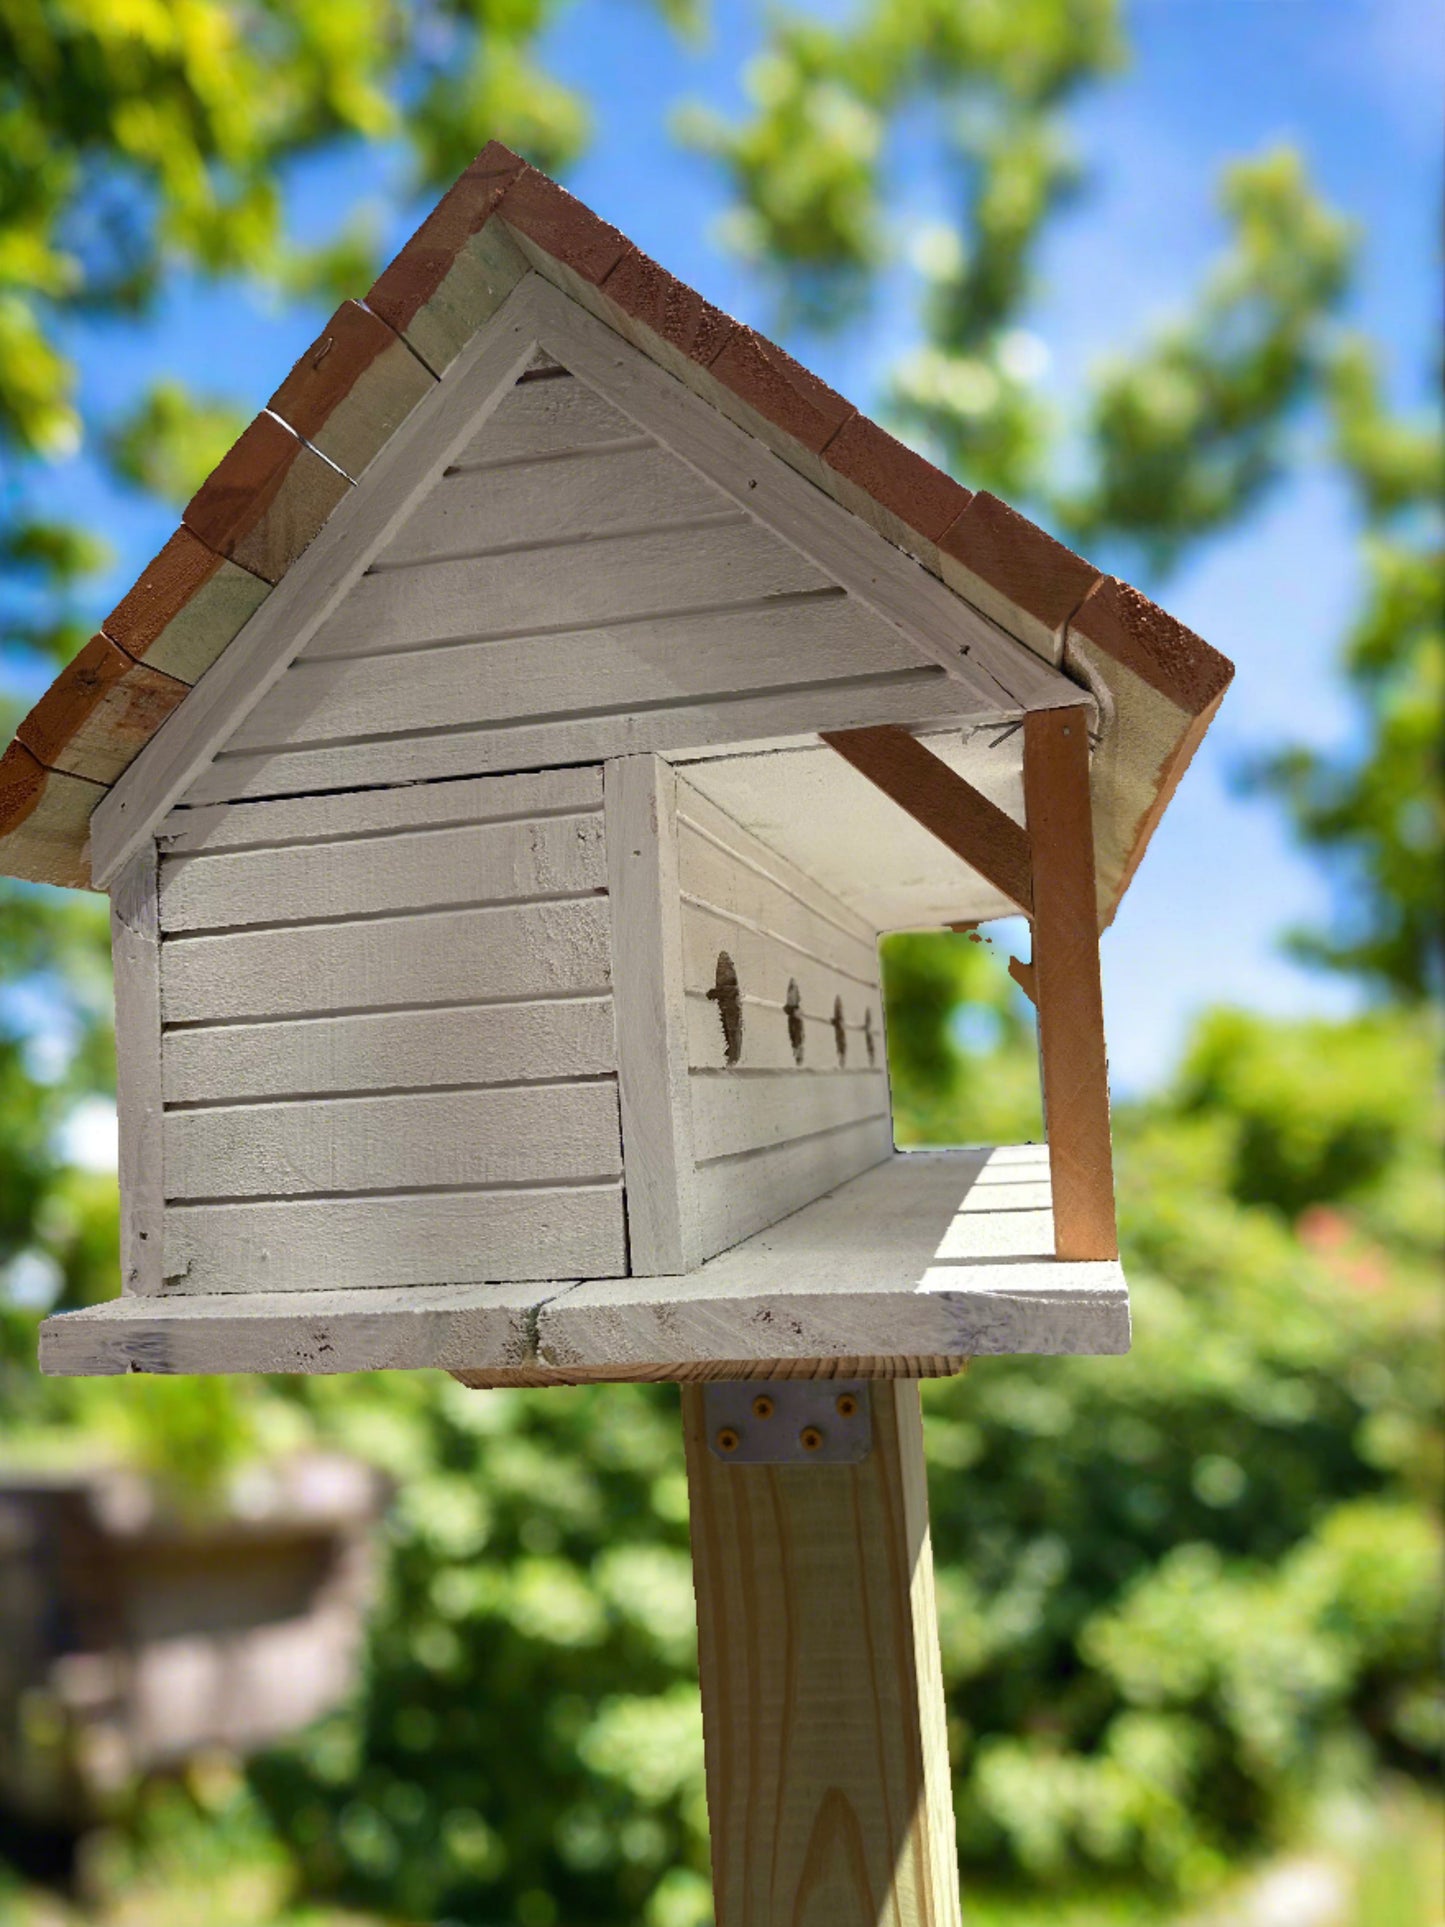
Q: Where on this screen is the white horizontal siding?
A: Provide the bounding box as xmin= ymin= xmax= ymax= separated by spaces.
xmin=157 ymin=766 xmax=603 ymax=856
xmin=158 ymin=763 xmax=623 ymax=1293
xmin=227 ymin=596 xmax=919 ymax=755
xmin=690 ymin=1116 xmax=895 ymax=1262
xmin=451 ymin=370 xmax=641 ymax=465
xmin=186 ymin=669 xmax=959 ymax=806
xmin=159 ymin=812 xmax=605 ymax=932
xmin=305 ymin=517 xmax=829 ymax=659
xmin=161 ymin=896 xmax=612 ymax=1025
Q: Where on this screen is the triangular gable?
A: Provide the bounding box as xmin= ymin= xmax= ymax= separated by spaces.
xmin=0 ymin=140 xmax=1233 ymax=923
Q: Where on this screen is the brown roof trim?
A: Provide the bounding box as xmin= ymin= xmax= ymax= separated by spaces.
xmin=17 ymin=634 xmax=189 ymax=784
xmin=1069 ymin=574 xmax=1234 ymax=718
xmin=0 ymin=139 xmax=1235 ymax=898
xmin=183 ymin=411 xmax=353 ymax=583
xmin=599 ymin=246 xmax=736 ymax=371
xmin=939 ymin=493 xmax=1101 ymax=665
xmin=101 ymin=528 xmax=270 ymax=685
xmin=0 ymin=742 xmax=103 ymax=890
xmin=367 ymin=143 xmax=529 ymax=343
xmin=267 ymin=299 xmax=436 ymax=481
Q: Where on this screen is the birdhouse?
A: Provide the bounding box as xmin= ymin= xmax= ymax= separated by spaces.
xmin=2 ymin=145 xmax=1233 ymax=1388
xmin=5 ymin=145 xmax=1235 ymax=1923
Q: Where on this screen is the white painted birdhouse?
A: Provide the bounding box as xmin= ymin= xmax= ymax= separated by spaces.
xmin=2 ymin=145 xmax=1233 ymax=1386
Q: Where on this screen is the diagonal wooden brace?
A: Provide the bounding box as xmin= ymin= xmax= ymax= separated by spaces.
xmin=820 ymin=726 xmax=1033 ymax=916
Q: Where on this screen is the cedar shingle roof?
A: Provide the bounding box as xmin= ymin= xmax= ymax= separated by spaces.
xmin=0 ymin=140 xmax=1233 ymax=910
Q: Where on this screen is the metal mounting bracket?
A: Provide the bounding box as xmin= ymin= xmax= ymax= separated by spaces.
xmin=702 ymin=1380 xmax=873 ymax=1465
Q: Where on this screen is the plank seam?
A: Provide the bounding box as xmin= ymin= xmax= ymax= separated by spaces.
xmin=692 ymin=1110 xmax=892 ymax=1169
xmin=164 ymin=1071 xmax=618 ymax=1112
xmin=165 ymin=1175 xmax=626 ymax=1209
xmin=364 ymin=506 xmax=745 ymax=574
xmin=677 ymin=811 xmax=878 ymax=950
xmin=446 ymin=433 xmax=655 ymax=474
xmin=161 ymin=987 xmax=613 ymax=1032
xmin=681 ymin=892 xmax=881 ymax=989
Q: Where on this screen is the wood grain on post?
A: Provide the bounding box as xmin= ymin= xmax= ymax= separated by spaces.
xmin=1023 ymin=705 xmax=1118 ymax=1261
xmin=682 ymin=1380 xmax=961 ymax=1927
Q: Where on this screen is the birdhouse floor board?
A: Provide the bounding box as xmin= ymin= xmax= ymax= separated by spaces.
xmin=40 ymin=1148 xmax=1128 ymax=1376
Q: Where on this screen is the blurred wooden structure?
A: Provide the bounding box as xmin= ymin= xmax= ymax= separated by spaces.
xmin=0 ymin=1454 xmax=384 ymax=1829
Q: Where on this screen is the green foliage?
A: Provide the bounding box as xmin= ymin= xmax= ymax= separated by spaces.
xmin=1060 ymin=150 xmax=1354 ymax=565
xmin=881 ymin=927 xmax=1043 ymax=1146
xmin=1251 ymin=340 xmax=1444 ymax=1002
xmin=251 ymin=1375 xmax=711 ymax=1925
xmin=230 ymin=1004 xmax=1441 ymax=1916
xmin=101 ymin=379 xmax=248 ymax=507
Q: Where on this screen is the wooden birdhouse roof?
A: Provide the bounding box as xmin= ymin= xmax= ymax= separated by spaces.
xmin=0 ymin=140 xmax=1232 ymax=914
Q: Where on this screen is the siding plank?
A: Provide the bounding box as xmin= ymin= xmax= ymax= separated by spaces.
xmin=160 ymin=897 xmax=612 ymax=1023
xmin=454 ymin=374 xmax=642 ymax=465
xmin=163 ymin=996 xmax=616 ymax=1104
xmin=690 ymin=1068 xmax=889 ymax=1165
xmin=682 ymin=900 xmax=878 ymax=1015
xmin=182 ymin=670 xmax=965 ymax=805
xmin=685 ymin=995 xmax=880 ymax=1074
xmin=164 ymin=1081 xmax=621 ymax=1200
xmin=690 ymin=1114 xmax=894 ymax=1260
xmin=158 ymin=766 xmax=603 ymax=855
xmin=303 ymin=520 xmax=830 ymax=657
xmin=159 ymin=812 xmax=604 ymax=931
xmin=678 ymin=818 xmax=879 ymax=984
xmin=231 ymin=596 xmax=918 ymax=753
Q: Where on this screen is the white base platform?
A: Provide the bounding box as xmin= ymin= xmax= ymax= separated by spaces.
xmin=39 ymin=1147 xmax=1129 ymax=1379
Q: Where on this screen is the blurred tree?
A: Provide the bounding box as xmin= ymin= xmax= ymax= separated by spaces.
xmin=1252 ymin=341 xmax=1443 ymax=1002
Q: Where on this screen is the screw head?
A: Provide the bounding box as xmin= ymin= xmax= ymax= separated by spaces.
xmin=716 ymin=1427 xmax=740 ymax=1454
xmin=799 ymin=1425 xmax=824 ymax=1453
xmin=835 ymin=1392 xmax=859 ymax=1420
xmin=752 ymin=1394 xmax=775 ymax=1421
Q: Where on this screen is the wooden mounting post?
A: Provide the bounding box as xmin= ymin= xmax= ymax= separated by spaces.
xmin=1022 ymin=705 xmax=1117 ymax=1260
xmin=682 ymin=1380 xmax=961 ymax=1927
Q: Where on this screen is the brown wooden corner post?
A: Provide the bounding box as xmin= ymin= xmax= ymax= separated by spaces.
xmin=1022 ymin=705 xmax=1118 ymax=1261
xmin=681 ymin=1379 xmax=962 ymax=1927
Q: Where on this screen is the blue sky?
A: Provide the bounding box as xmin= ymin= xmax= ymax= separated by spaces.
xmin=21 ymin=0 xmax=1442 ymax=1116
